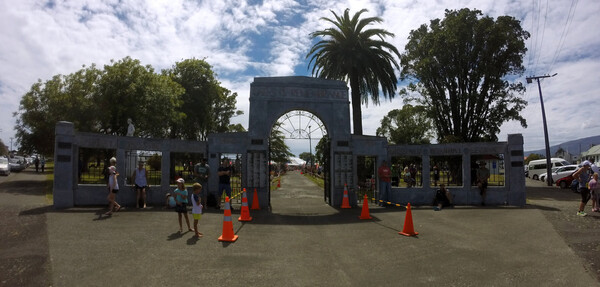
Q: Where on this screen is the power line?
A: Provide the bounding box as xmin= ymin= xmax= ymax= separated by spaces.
xmin=548 ymin=0 xmax=579 ymax=73
xmin=533 ymin=0 xmax=549 ymax=75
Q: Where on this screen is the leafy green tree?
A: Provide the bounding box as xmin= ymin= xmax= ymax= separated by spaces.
xmin=227 ymin=123 xmax=246 ymax=132
xmin=270 ymin=122 xmax=294 ymax=164
xmin=525 ymin=153 xmax=543 ymax=164
xmin=15 ymin=65 xmax=102 ymax=155
xmin=400 ymin=8 xmax=529 ymax=142
xmin=0 ymin=139 xmax=7 ymax=156
xmin=376 ymin=104 xmax=434 ymax=144
xmin=211 ymin=86 xmax=244 ymax=134
xmin=94 ymin=57 xmax=184 ymax=137
xmin=298 ymin=152 xmax=314 ymax=164
xmin=315 ymin=136 xmax=330 ymax=167
xmin=165 ymin=59 xmax=243 ymax=139
xmin=307 ymin=8 xmax=400 ymax=135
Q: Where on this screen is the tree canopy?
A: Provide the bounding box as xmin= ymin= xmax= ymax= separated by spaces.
xmin=376 ymin=104 xmax=434 ymax=144
xmin=163 ymin=58 xmax=243 ymax=140
xmin=307 ymin=8 xmax=400 ymax=135
xmin=400 ymin=8 xmax=529 ymax=143
xmin=270 ymin=122 xmax=294 ymax=164
xmin=14 ymin=57 xmax=243 ymax=155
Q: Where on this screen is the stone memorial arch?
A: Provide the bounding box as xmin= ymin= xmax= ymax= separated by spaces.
xmin=54 ymin=76 xmax=525 ymax=209
xmin=243 ymin=76 xmax=358 ymax=207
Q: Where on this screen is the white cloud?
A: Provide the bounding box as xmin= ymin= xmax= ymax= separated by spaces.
xmin=1 ymin=0 xmax=599 ymax=156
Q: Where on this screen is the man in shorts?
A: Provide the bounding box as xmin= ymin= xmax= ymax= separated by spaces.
xmin=193 ymin=158 xmax=210 ymax=210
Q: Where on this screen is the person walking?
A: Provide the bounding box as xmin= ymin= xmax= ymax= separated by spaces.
xmin=105 ymin=157 xmax=121 ymax=216
xmin=377 ymin=160 xmax=391 ymax=206
xmin=132 ymin=161 xmax=148 ymax=208
xmin=173 ymin=178 xmax=192 ymax=232
xmin=573 ymin=160 xmax=592 ymax=216
xmin=40 ymin=157 xmax=45 ymax=173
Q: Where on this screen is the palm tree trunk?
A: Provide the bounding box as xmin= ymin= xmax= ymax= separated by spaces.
xmin=350 ymin=75 xmax=363 ymax=135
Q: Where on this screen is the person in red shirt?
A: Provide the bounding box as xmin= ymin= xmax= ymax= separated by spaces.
xmin=378 ymin=160 xmax=392 ymax=206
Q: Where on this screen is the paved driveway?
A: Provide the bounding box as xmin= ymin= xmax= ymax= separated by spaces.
xmin=1 ymin=169 xmax=599 ymax=286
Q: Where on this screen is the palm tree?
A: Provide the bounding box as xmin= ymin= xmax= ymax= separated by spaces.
xmin=307 ymin=8 xmax=400 ymax=135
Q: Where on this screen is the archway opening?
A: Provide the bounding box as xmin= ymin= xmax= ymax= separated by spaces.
xmin=268 ymin=110 xmax=330 ymax=209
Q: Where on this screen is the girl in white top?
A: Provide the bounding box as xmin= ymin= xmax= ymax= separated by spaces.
xmin=191 ymin=183 xmax=203 ymax=238
xmin=105 ymin=157 xmax=121 ymax=216
xmin=133 ymin=161 xmax=148 ymax=208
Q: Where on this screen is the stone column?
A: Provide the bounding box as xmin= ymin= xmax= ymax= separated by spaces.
xmin=507 ymin=134 xmax=526 ymax=206
xmin=54 ymin=121 xmax=76 ymax=208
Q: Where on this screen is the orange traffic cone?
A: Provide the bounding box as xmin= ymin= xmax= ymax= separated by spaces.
xmin=341 ymin=183 xmax=351 ymax=209
xmin=238 ymin=188 xmax=252 ymax=222
xmin=277 ymin=178 xmax=281 ymax=187
xmin=399 ymin=203 xmax=419 ymax=237
xmin=251 ymin=188 xmax=260 ymax=210
xmin=359 ymin=194 xmax=372 ymax=220
xmin=218 ymin=197 xmax=239 ymax=242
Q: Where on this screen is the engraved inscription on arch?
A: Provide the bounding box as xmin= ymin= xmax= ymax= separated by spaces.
xmin=251 ymin=86 xmax=346 ymax=101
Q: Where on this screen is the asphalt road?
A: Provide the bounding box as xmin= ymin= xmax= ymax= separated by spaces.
xmin=1 ymin=168 xmax=599 ymax=286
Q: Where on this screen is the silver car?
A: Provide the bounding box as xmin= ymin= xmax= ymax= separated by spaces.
xmin=0 ymin=157 xmax=10 ymax=176
xmin=9 ymin=156 xmax=27 ymax=172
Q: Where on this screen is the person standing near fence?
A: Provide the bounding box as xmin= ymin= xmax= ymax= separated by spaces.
xmin=476 ymin=161 xmax=490 ymax=206
xmin=217 ymin=158 xmax=233 ymax=210
xmin=432 ymin=164 xmax=440 ymax=186
xmin=378 ymin=160 xmax=391 ymax=206
xmin=105 ymin=157 xmax=121 ymax=216
xmin=217 ymin=159 xmax=234 ymax=210
xmin=194 ymin=158 xmax=210 ymax=211
xmin=132 ymin=161 xmax=148 ymax=209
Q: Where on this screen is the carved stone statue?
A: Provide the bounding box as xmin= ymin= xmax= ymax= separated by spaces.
xmin=126 ymin=118 xmax=135 ymax=136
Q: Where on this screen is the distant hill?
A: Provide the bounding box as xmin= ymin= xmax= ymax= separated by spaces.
xmin=525 ymin=135 xmax=600 ymax=156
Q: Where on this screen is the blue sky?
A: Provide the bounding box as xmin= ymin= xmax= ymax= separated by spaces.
xmin=1 ymin=0 xmax=599 ymax=157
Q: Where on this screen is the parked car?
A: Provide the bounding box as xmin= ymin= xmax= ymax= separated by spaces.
xmin=556 ymin=175 xmax=575 ymax=189
xmin=540 ymin=165 xmax=579 ymax=183
xmin=9 ymin=156 xmax=27 ymax=172
xmin=538 ymin=167 xmax=559 ymax=182
xmin=0 ymin=157 xmax=10 ymax=176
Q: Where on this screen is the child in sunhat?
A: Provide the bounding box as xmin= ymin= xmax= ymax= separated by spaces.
xmin=105 ymin=158 xmax=121 ymax=216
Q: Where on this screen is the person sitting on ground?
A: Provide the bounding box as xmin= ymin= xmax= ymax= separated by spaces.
xmin=433 ymin=184 xmax=453 ymax=211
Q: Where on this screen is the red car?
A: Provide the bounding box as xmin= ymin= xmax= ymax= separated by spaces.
xmin=556 ymin=175 xmax=574 ymax=189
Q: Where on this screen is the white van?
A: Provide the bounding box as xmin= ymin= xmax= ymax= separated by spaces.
xmin=527 ymin=158 xmax=571 ymax=180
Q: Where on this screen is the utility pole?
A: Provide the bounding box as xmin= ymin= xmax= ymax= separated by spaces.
xmin=526 ymin=73 xmax=557 ymax=186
